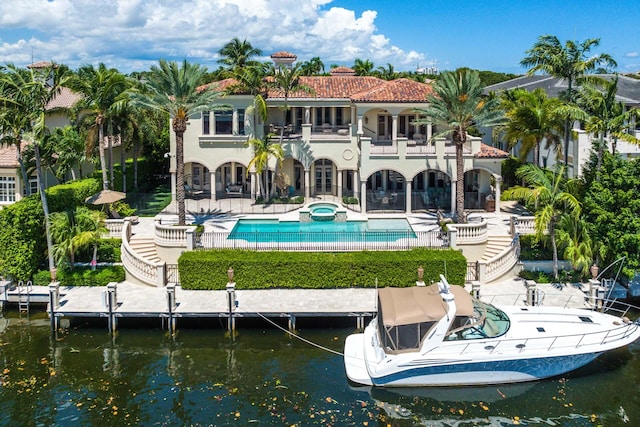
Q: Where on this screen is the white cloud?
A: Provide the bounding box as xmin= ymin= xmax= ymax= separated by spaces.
xmin=0 ymin=0 xmax=430 ymax=72
xmin=625 ymin=51 xmax=639 ymax=58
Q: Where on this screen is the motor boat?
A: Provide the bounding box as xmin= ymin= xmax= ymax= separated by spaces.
xmin=344 ymin=275 xmax=640 ymax=387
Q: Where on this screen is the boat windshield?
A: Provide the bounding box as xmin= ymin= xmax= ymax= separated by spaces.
xmin=445 ymin=299 xmax=510 ymax=340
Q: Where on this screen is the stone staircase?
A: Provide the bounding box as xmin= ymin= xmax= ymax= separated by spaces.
xmin=480 ymin=235 xmax=514 ymax=263
xmin=128 ymin=237 xmax=162 ymax=264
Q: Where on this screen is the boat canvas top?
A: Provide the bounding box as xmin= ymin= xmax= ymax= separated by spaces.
xmin=377 ymin=284 xmax=474 ymax=327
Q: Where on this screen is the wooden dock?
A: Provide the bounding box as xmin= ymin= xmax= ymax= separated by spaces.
xmin=8 ymin=281 xmax=377 ymax=332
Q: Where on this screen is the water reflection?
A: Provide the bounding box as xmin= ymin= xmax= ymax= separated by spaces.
xmin=0 ymin=317 xmax=637 ymax=426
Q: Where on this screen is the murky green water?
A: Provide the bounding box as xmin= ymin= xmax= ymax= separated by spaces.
xmin=0 ymin=312 xmax=638 ymax=426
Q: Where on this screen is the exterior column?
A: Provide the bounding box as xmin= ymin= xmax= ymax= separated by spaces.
xmin=304 ymin=169 xmax=311 ymax=199
xmin=331 ymin=107 xmax=336 ymax=127
xmin=232 ymin=109 xmax=239 ymax=135
xmin=337 ymin=169 xmax=343 ymax=199
xmin=495 ymin=175 xmax=502 ymax=213
xmin=405 ymin=180 xmax=412 ymax=213
xmin=450 ymin=180 xmax=456 ymax=215
xmin=353 ymin=170 xmax=360 ymax=199
xmin=210 ymin=171 xmax=216 ymax=201
xmin=360 ymin=180 xmax=367 ymax=212
xmin=304 ymin=107 xmax=310 ymax=124
xmin=250 ymin=172 xmax=256 ymax=201
xmin=427 ymin=123 xmax=433 ymax=141
xmin=170 ymin=170 xmax=177 ymax=202
xmin=357 ymin=115 xmax=363 ymax=135
xmin=392 ymin=115 xmax=398 ymax=140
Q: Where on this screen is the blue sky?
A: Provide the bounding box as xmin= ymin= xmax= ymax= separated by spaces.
xmin=0 ymin=0 xmax=638 ymax=74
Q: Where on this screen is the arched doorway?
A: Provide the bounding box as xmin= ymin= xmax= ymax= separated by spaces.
xmin=411 ymin=170 xmax=452 ymax=211
xmin=366 ymin=169 xmax=405 ymax=212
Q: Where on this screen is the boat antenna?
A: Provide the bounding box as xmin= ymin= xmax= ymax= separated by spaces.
xmin=374 ymin=277 xmax=378 ymax=313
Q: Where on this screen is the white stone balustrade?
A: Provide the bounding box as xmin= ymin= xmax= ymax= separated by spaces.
xmin=450 ymin=220 xmax=488 ymax=244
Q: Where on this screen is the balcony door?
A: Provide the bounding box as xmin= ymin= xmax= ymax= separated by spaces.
xmin=314 ymin=159 xmax=333 ymax=195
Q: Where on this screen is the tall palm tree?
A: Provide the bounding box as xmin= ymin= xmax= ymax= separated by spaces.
xmin=0 ymin=61 xmax=71 ymax=280
xmin=0 ymin=102 xmax=31 ymax=195
xmin=218 ymin=38 xmax=262 ymax=74
xmin=245 ymin=135 xmax=284 ymax=201
xmin=415 ymin=70 xmax=504 ymax=223
xmin=69 ymin=64 xmax=127 ymax=190
xmin=129 ymin=59 xmax=225 ymax=225
xmin=578 ymin=76 xmax=640 ymax=173
xmin=502 ymin=164 xmax=581 ymax=280
xmin=226 ymin=65 xmax=269 ymax=139
xmin=556 ymin=213 xmax=594 ymax=278
xmin=300 ymin=57 xmax=325 ymax=76
xmin=521 ymin=35 xmax=617 ymax=175
xmin=269 ymin=63 xmax=314 ymax=197
xmin=47 ymin=125 xmax=86 ymax=181
xmin=499 ymin=88 xmax=567 ymax=166
xmin=376 ymin=63 xmax=396 ymax=80
xmin=353 ymin=58 xmax=374 ymax=76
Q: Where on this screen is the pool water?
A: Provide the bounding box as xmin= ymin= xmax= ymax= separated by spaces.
xmin=229 ymin=218 xmax=416 ymax=242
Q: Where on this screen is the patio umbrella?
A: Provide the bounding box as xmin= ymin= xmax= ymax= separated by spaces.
xmin=85 ymin=190 xmax=126 ymax=205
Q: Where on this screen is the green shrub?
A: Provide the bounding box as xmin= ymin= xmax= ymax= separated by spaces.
xmin=76 ymin=238 xmax=121 ymax=263
xmin=32 ymin=266 xmax=125 ymax=286
xmin=342 ymin=196 xmax=359 ymax=205
xmin=519 ymin=235 xmax=553 ymax=260
xmin=46 ymin=178 xmax=101 ymax=212
xmin=178 ymin=248 xmax=466 ymax=290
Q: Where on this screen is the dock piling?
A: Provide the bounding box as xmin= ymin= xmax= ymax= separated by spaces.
xmin=48 ymin=281 xmax=60 ymax=332
xmin=107 ymin=282 xmax=118 ymax=333
xmin=166 ymin=283 xmax=177 ymax=333
xmin=226 ymin=267 xmax=236 ymax=334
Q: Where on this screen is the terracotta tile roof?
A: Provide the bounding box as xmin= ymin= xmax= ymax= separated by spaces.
xmin=197 ymin=78 xmax=237 ymax=93
xmin=270 ymin=51 xmax=297 ymax=59
xmin=0 ymin=142 xmax=29 ymax=168
xmin=27 ymin=61 xmax=54 ymax=69
xmin=201 ymin=75 xmax=434 ymax=103
xmin=46 ymin=87 xmax=82 ymax=110
xmin=351 ymin=78 xmax=434 ymax=103
xmin=476 ymin=143 xmax=509 ymax=158
xmin=329 ymin=66 xmax=356 ymax=76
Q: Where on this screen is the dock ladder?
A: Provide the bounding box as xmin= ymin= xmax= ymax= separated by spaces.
xmin=17 ymin=280 xmax=32 ymax=315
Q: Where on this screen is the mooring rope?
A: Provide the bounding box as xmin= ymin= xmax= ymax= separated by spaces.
xmin=254 ymin=311 xmax=345 ymax=357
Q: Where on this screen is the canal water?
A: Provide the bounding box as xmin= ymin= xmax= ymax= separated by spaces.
xmin=0 ymin=313 xmax=638 ymax=426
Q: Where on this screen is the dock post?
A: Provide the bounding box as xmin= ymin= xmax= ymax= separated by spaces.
xmin=166 ymin=283 xmax=177 ymax=333
xmin=356 ymin=315 xmax=363 ymax=330
xmin=525 ymin=280 xmax=537 ymax=306
xmin=226 ymin=268 xmax=236 ymax=334
xmin=107 ymin=282 xmax=118 ymax=333
xmin=471 ymin=281 xmax=481 ymax=299
xmin=288 ymin=315 xmax=296 ymax=332
xmin=48 ymin=281 xmax=60 ymax=332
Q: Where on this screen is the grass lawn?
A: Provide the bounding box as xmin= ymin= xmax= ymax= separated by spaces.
xmin=127 ymin=184 xmax=172 ymax=216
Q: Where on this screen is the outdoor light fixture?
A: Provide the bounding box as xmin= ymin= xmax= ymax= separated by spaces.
xmin=227 ymin=267 xmax=234 ymax=283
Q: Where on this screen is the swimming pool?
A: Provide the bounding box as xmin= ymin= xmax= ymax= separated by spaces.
xmin=228 ymin=218 xmax=416 ymax=243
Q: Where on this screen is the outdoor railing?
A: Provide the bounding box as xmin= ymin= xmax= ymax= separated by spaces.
xmin=104 ymin=219 xmax=124 ymax=238
xmin=450 ymin=220 xmax=488 ymax=244
xmin=198 ymin=230 xmax=447 ymax=251
xmin=154 ymin=219 xmax=195 ymax=248
xmin=511 ymin=216 xmax=536 ymax=236
xmin=370 ymin=144 xmax=398 ymax=155
xmin=480 ymin=235 xmax=521 ymax=283
xmin=121 ymin=220 xmax=166 ymax=287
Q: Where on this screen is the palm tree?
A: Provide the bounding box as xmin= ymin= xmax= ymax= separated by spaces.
xmin=499 ymin=88 xmax=567 ymax=166
xmin=502 ymin=164 xmax=581 ymax=280
xmin=578 ymin=76 xmax=640 ymax=173
xmin=376 ymin=63 xmax=396 ymax=80
xmin=556 ymin=213 xmax=594 ymax=278
xmin=218 ymin=38 xmax=263 ymax=74
xmin=50 ymin=206 xmax=106 ymax=269
xmin=300 ymin=57 xmax=325 ymax=76
xmin=129 ymin=59 xmax=225 ymax=225
xmin=521 ymin=35 xmax=617 ymax=175
xmin=226 ymin=65 xmax=269 ymax=139
xmin=0 ymin=61 xmax=71 ymax=281
xmin=269 ymin=63 xmax=314 ymax=197
xmin=69 ymin=64 xmax=127 ymax=190
xmin=0 ymin=100 xmax=32 ymax=195
xmin=47 ymin=126 xmax=86 ymax=181
xmin=246 ymin=135 xmax=284 ymax=201
xmin=353 ymin=58 xmax=374 ymax=76
xmin=415 ymin=70 xmax=504 ymax=222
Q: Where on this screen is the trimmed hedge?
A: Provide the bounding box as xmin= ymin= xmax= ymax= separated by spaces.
xmin=47 ymin=178 xmax=101 ymax=213
xmin=33 ymin=266 xmax=125 ymax=287
xmin=179 ymin=248 xmax=466 ymax=290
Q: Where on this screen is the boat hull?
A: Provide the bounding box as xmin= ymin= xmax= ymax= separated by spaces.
xmin=369 ymin=352 xmax=603 ymax=386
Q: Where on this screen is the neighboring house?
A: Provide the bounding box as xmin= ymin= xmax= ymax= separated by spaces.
xmin=170 ymin=52 xmax=509 ymax=213
xmin=484 ymin=74 xmax=640 ymax=177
